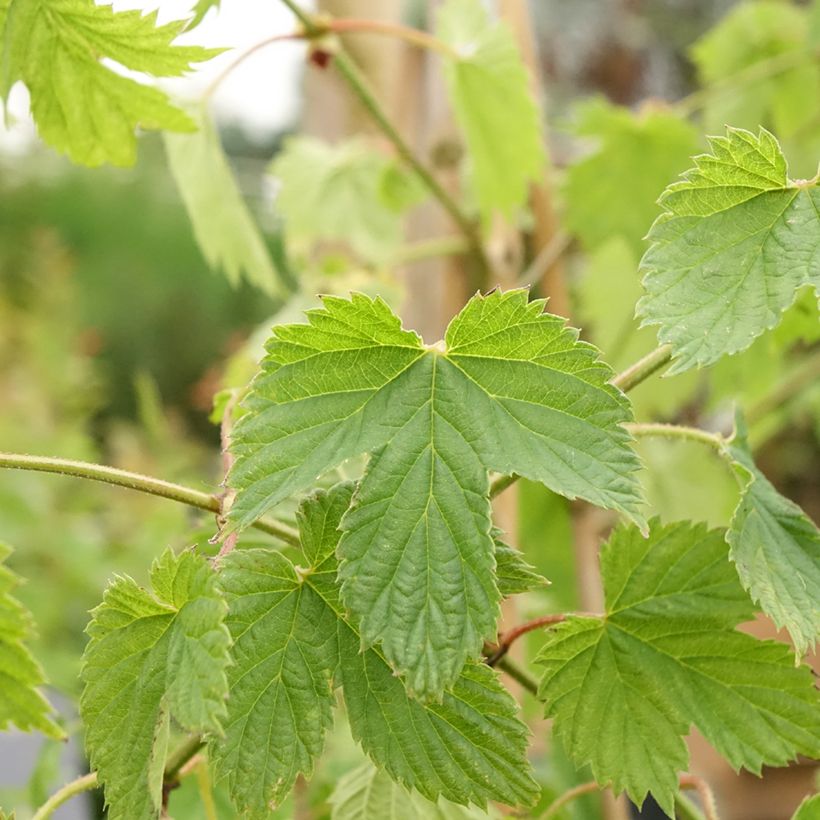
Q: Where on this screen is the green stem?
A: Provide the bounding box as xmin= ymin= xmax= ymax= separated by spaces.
xmin=31 ymin=773 xmax=98 ymax=820
xmin=625 ymin=422 xmax=726 ymax=454
xmin=611 ymin=344 xmax=673 ymax=392
xmin=165 ymin=735 xmax=206 ymax=784
xmin=392 ymin=235 xmax=470 ymax=265
xmin=279 ymin=0 xmax=489 ymax=276
xmin=675 ymin=792 xmax=708 ymax=820
xmin=329 ymin=18 xmax=457 ymax=58
xmin=495 ymin=656 xmax=538 ymax=694
xmin=0 ymin=452 xmax=299 ymax=546
xmin=542 ymin=781 xmax=600 ymax=818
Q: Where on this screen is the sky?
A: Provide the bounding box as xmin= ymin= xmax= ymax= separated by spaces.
xmin=1 ymin=0 xmax=312 ymax=153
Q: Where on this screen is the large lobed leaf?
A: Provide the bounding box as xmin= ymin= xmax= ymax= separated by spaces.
xmin=537 ymin=519 xmax=820 ymax=816
xmin=436 ymin=0 xmax=545 ymax=224
xmin=164 ymin=112 xmax=285 ymax=297
xmin=1 ymin=0 xmax=220 ymax=166
xmin=81 ymin=549 xmax=230 ymax=820
xmin=0 ymin=543 xmax=62 ymax=739
xmin=638 ymin=126 xmax=820 ymax=374
xmin=228 ymin=289 xmax=643 ymax=698
xmin=212 ymin=484 xmax=538 ymax=815
xmin=726 ymin=414 xmax=820 ymax=657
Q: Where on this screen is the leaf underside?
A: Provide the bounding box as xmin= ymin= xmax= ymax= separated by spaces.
xmin=228 ymin=288 xmax=643 ymax=699
xmin=537 ymin=519 xmax=820 ymax=816
xmin=638 ymin=126 xmax=820 ymax=374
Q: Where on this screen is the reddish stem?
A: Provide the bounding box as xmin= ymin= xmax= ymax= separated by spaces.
xmin=486 ymin=614 xmax=567 ymax=665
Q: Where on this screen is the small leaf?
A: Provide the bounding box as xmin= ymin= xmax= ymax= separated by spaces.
xmin=638 ymin=127 xmax=820 ymax=374
xmin=81 ymin=549 xmax=230 ymax=820
xmin=564 ymin=99 xmax=699 ymax=255
xmin=329 ymin=760 xmax=501 ymax=819
xmin=2 ymin=0 xmax=221 ymax=166
xmin=229 ymin=289 xmax=643 ymax=699
xmin=0 ymin=543 xmax=62 ymax=739
xmin=537 ymin=519 xmax=820 ymax=816
xmin=188 ymin=0 xmax=220 ymax=28
xmin=436 ymin=0 xmax=545 ymax=224
xmin=493 ymin=530 xmax=548 ymax=597
xmin=726 ymin=413 xmax=820 ymax=657
xmin=793 ymin=794 xmax=820 ymax=819
xmin=164 ymin=112 xmax=285 ymax=297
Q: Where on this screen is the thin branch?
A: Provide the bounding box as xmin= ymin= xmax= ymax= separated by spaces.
xmin=329 ymin=18 xmax=457 ymax=58
xmin=392 ymin=235 xmax=471 ymax=265
xmin=517 ymin=229 xmax=572 ymax=288
xmin=486 ymin=614 xmax=568 ymax=665
xmin=215 ymin=390 xmax=240 ymax=561
xmin=32 ymin=772 xmax=98 ymax=820
xmin=542 ymin=781 xmax=600 ymax=818
xmin=679 ymin=773 xmax=719 ymax=820
xmin=494 ymin=655 xmax=539 ymax=694
xmin=611 ymin=344 xmax=673 ymax=392
xmin=278 ymin=0 xmax=489 ymax=276
xmin=0 ymin=452 xmax=299 ymax=546
xmin=624 ymin=422 xmax=727 ymax=454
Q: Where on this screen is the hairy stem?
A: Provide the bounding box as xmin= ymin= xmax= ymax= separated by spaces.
xmin=279 ymin=0 xmax=489 ymax=275
xmin=625 ymin=422 xmax=726 ymax=453
xmin=487 ymin=614 xmax=569 ymax=665
xmin=611 ymin=343 xmax=673 ymax=392
xmin=0 ymin=452 xmax=299 ymax=546
xmin=31 ymin=773 xmax=98 ymax=820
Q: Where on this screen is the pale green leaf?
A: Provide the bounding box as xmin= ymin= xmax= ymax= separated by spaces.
xmin=0 ymin=543 xmax=62 ymax=739
xmin=793 ymin=794 xmax=820 ymax=819
xmin=188 ymin=0 xmax=220 ymax=29
xmin=638 ymin=127 xmax=820 ymax=374
xmin=272 ymin=136 xmax=424 ymax=263
xmin=164 ymin=112 xmax=284 ymax=297
xmin=691 ymin=2 xmax=820 ymax=140
xmin=564 ymin=99 xmax=699 ymax=255
xmin=228 ymin=289 xmax=643 ymax=698
xmin=437 ymin=0 xmax=545 ymax=223
xmin=537 ymin=520 xmax=820 ymax=816
xmin=493 ymin=530 xmax=548 ymax=597
xmin=2 ymin=0 xmax=221 ymax=166
xmin=727 ymin=414 xmax=820 ymax=657
xmin=329 ymin=760 xmax=501 ymax=819
xmin=81 ymin=549 xmax=230 ymax=820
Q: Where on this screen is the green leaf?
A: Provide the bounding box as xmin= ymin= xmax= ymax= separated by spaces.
xmin=164 ymin=112 xmax=285 ymax=297
xmin=564 ymin=99 xmax=699 ymax=255
xmin=691 ymin=1 xmax=820 ymax=140
xmin=214 ymin=483 xmax=538 ymax=812
xmin=437 ymin=0 xmax=545 ymax=224
xmin=537 ymin=520 xmax=820 ymax=816
xmin=0 ymin=543 xmax=62 ymax=739
xmin=329 ymin=760 xmax=501 ymax=819
xmin=793 ymin=794 xmax=820 ymax=819
xmin=188 ymin=0 xmax=220 ymax=29
xmin=1 ymin=0 xmax=221 ymax=166
xmin=81 ymin=549 xmax=230 ymax=820
xmin=228 ymin=289 xmax=643 ymax=698
xmin=493 ymin=530 xmax=548 ymax=597
xmin=638 ymin=127 xmax=820 ymax=374
xmin=727 ymin=414 xmax=820 ymax=657
xmin=272 ymin=136 xmax=425 ymax=263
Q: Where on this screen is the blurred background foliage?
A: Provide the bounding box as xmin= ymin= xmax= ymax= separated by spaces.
xmin=0 ymin=0 xmax=818 ymax=817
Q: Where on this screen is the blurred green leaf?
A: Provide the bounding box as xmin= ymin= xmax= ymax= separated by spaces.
xmin=793 ymin=793 xmax=820 ymax=819
xmin=164 ymin=112 xmax=286 ymax=297
xmin=437 ymin=0 xmax=545 ymax=224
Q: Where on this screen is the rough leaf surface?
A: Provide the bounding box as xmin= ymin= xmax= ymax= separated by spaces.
xmin=81 ymin=549 xmax=230 ymax=820
xmin=436 ymin=0 xmax=545 ymax=223
xmin=329 ymin=760 xmax=500 ymax=819
xmin=229 ymin=289 xmax=642 ymax=698
xmin=164 ymin=112 xmax=284 ymax=296
xmin=727 ymin=415 xmax=820 ymax=657
xmin=215 ymin=483 xmax=538 ymax=813
xmin=537 ymin=520 xmax=820 ymax=815
xmin=1 ymin=0 xmax=220 ymax=165
xmin=638 ymin=127 xmax=820 ymax=374
xmin=0 ymin=543 xmax=62 ymax=739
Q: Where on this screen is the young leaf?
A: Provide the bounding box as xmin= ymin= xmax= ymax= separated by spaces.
xmin=216 ymin=483 xmax=538 ymax=812
xmin=493 ymin=530 xmax=548 ymax=597
xmin=564 ymin=99 xmax=699 ymax=255
xmin=329 ymin=760 xmax=501 ymax=819
xmin=0 ymin=543 xmax=62 ymax=739
xmin=81 ymin=549 xmax=230 ymax=820
xmin=211 ymin=548 xmax=339 ymax=818
xmin=537 ymin=520 xmax=820 ymax=816
xmin=228 ymin=289 xmax=643 ymax=698
xmin=272 ymin=136 xmax=425 ymax=263
xmin=1 ymin=0 xmax=221 ymax=166
xmin=164 ymin=112 xmax=285 ymax=297
xmin=638 ymin=127 xmax=820 ymax=374
xmin=726 ymin=414 xmax=820 ymax=657
xmin=436 ymin=0 xmax=545 ymax=224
